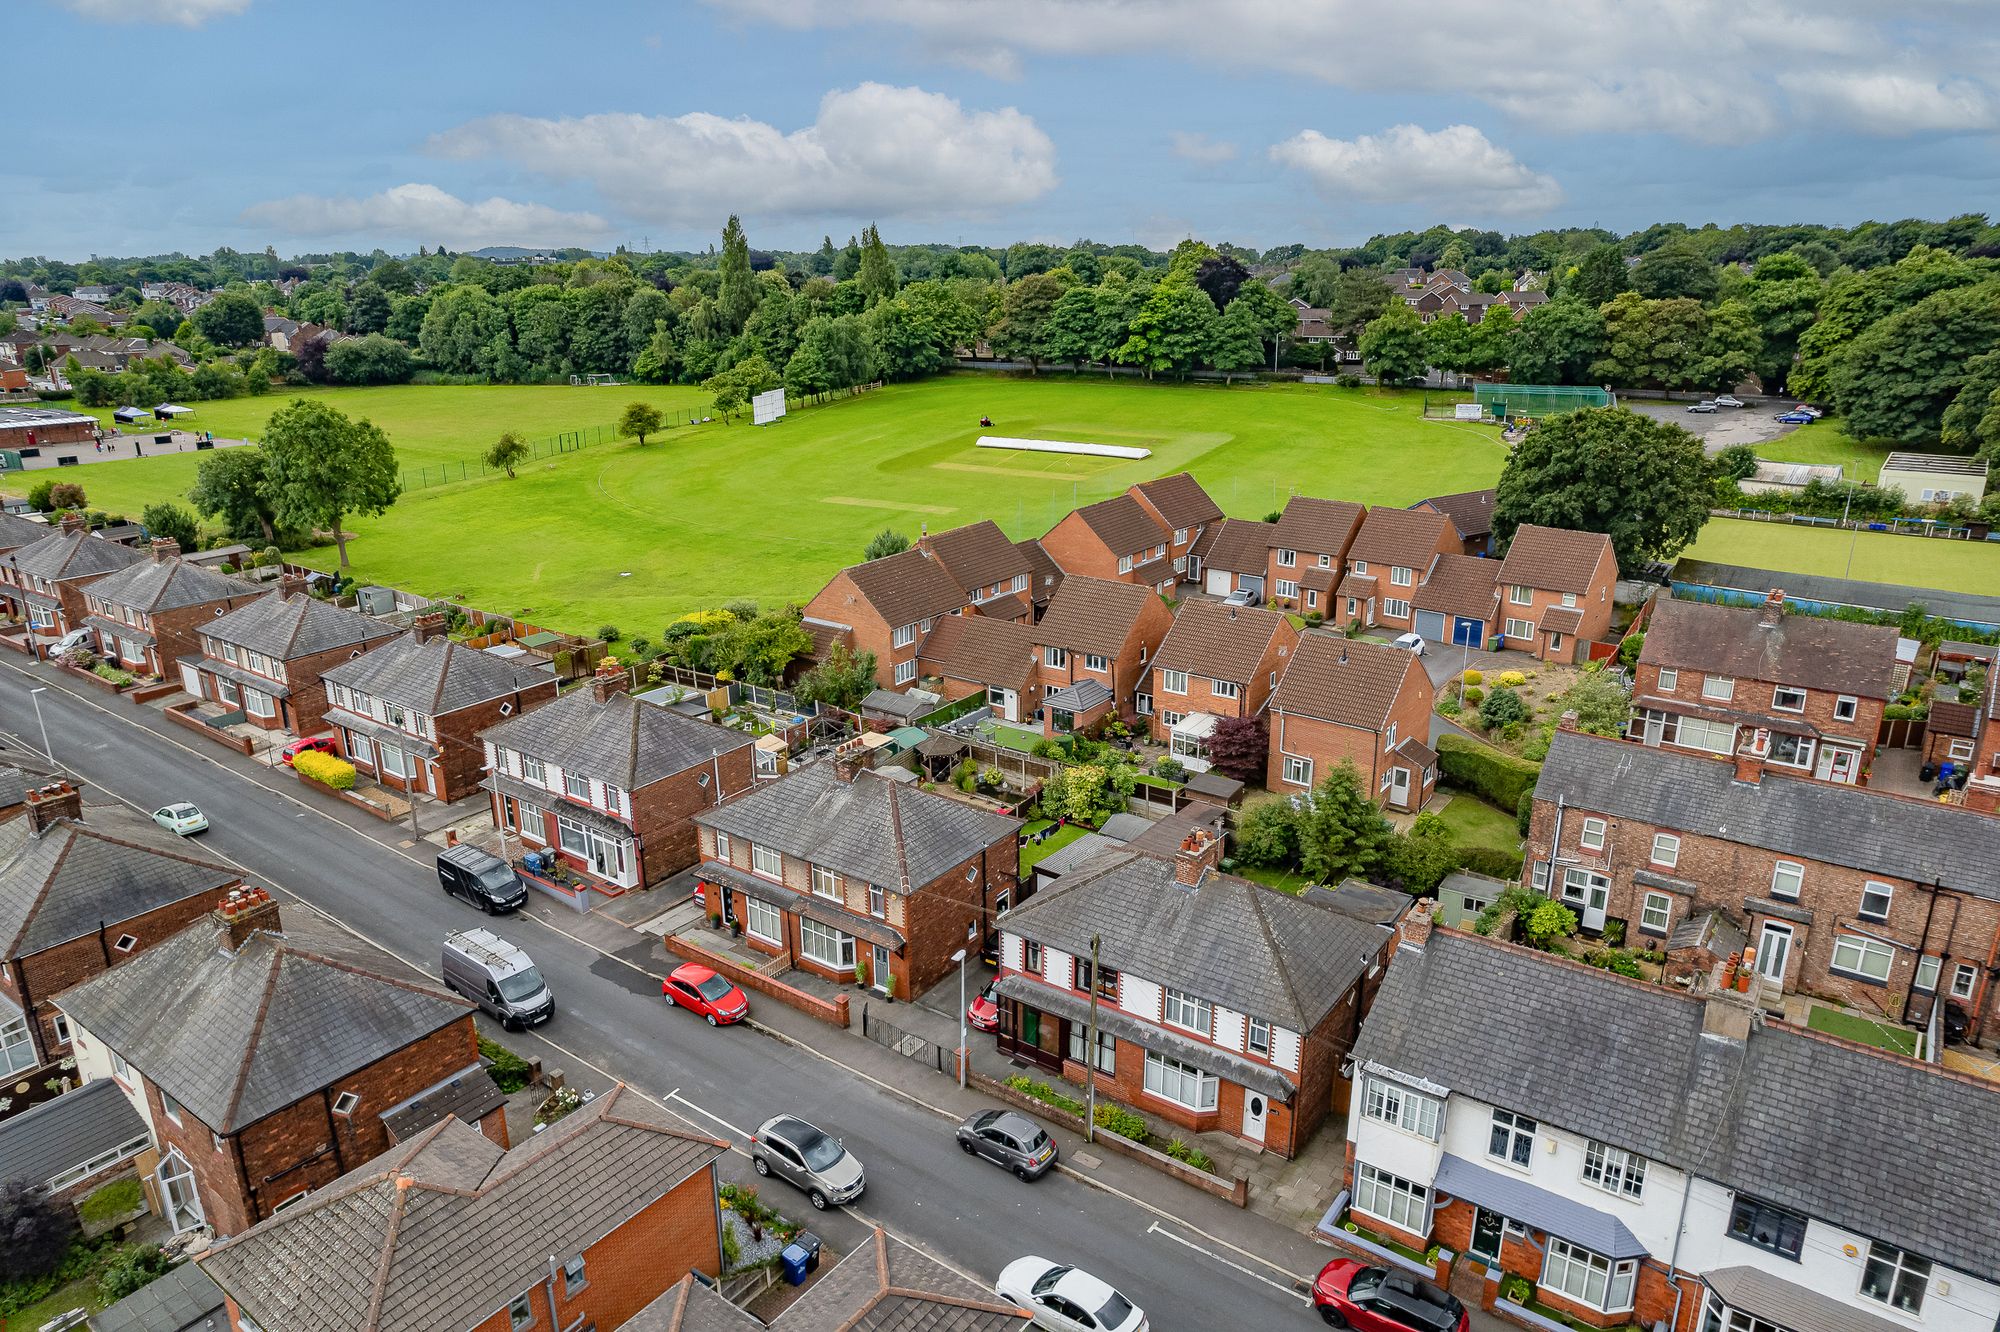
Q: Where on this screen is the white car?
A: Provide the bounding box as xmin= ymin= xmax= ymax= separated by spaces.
xmin=1686 ymin=401 xmax=1718 ymax=413
xmin=1711 ymin=395 xmax=1744 ymax=407
xmin=152 ymin=803 xmax=209 ymax=836
xmin=1391 ymin=631 xmax=1428 ymax=657
xmin=52 ymin=627 xmax=95 ymax=656
xmin=996 ymin=1258 xmax=1147 ymax=1332
xmin=1222 ymin=588 xmax=1259 ymax=608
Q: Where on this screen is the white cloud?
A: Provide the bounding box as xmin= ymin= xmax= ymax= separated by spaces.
xmin=1270 ymin=124 xmax=1564 ymax=216
xmin=240 ymin=184 xmax=611 ymax=248
xmin=1171 ymin=132 xmax=1239 ymax=165
xmin=59 ymin=0 xmax=250 ymax=25
xmin=429 ymin=83 xmax=1057 ymax=228
xmin=1777 ymin=70 xmax=1999 ymax=134
xmin=706 ymin=0 xmax=2000 ymax=142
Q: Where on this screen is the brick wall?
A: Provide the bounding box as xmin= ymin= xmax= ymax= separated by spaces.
xmin=279 ymin=635 xmax=397 ymax=737
xmin=143 ymin=594 xmax=262 ymax=683
xmin=1633 ymin=660 xmax=1882 ymax=762
xmin=429 ymin=681 xmax=558 ymax=803
xmin=1039 ymin=514 xmax=1130 ymax=586
xmin=803 ymin=568 xmax=905 ymax=691
xmin=632 ymin=749 xmax=755 ymax=884
xmin=52 ymin=572 xmax=121 ymax=637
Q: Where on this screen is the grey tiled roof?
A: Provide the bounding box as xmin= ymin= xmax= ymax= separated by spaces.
xmin=1044 ymin=678 xmax=1111 ymax=713
xmin=695 ymin=766 xmax=1018 ymax=893
xmin=0 ymin=511 xmax=52 ymax=551
xmin=0 ymin=807 xmax=238 ymax=957
xmin=56 ymin=912 xmax=471 ymax=1133
xmin=1433 ymin=1153 xmax=1645 ymax=1258
xmin=0 ymin=1079 xmax=146 ymax=1191
xmin=1032 ymin=577 xmax=1159 ymax=658
xmin=1535 ymin=730 xmax=2000 ymax=900
xmin=0 ymin=743 xmax=64 ymax=810
xmin=200 ymin=1087 xmax=725 ymax=1332
xmin=322 ymin=631 xmax=551 ymax=715
xmin=206 ymin=589 xmax=395 ymax=660
xmin=1001 ymin=850 xmax=1389 ymax=1030
xmin=378 ymin=1065 xmax=509 ymax=1144
xmin=90 ymin=1263 xmax=226 ymax=1332
xmin=84 ymin=556 xmax=245 ymax=614
xmin=1701 ymin=1268 xmax=1908 ymax=1332
xmin=7 ymin=530 xmax=145 ymax=582
xmin=480 ymin=687 xmax=752 ymax=790
xmin=1639 ymin=597 xmax=1899 ymax=700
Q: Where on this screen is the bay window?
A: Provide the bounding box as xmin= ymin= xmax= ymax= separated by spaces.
xmin=799 ymin=918 xmax=855 ymax=971
xmin=1354 ymin=1163 xmax=1428 ymax=1232
xmin=1542 ymin=1239 xmax=1636 ymax=1313
xmin=1142 ymin=1051 xmax=1217 ymax=1111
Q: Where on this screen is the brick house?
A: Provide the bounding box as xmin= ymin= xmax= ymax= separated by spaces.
xmin=692 ymin=747 xmax=1020 ymax=999
xmin=1268 ymin=496 xmax=1367 ymax=616
xmin=1412 ymin=489 xmax=1497 ymax=556
xmin=199 ymin=1083 xmax=725 ymax=1332
xmin=0 ymin=1079 xmax=152 ymax=1221
xmin=1269 ymin=636 xmax=1437 ymax=812
xmin=918 ymin=519 xmax=1034 ymax=623
xmin=802 ymin=546 xmax=970 ymax=691
xmin=1030 ymin=575 xmax=1175 ymax=735
xmin=1191 ymin=516 xmax=1276 ymax=601
xmin=1334 ymin=507 xmax=1458 ymax=633
xmin=1128 ymin=472 xmax=1223 ymax=583
xmin=57 ymin=890 xmax=505 ymax=1238
xmin=994 ymin=829 xmax=1395 ymax=1157
xmin=1947 ymin=669 xmax=2000 ymax=809
xmin=1526 ymin=726 xmax=2000 ymax=1041
xmin=916 ymin=612 xmax=1043 ymax=723
xmin=1039 ymin=493 xmax=1176 ymax=594
xmin=1630 ymin=594 xmax=1897 ymax=785
xmin=320 ymin=614 xmax=557 ymax=802
xmin=1411 ymin=553 xmax=1502 ymax=649
xmin=0 ymin=784 xmax=240 ymax=1086
xmin=1347 ymin=926 xmax=2000 ymax=1332
xmin=1494 ymin=523 xmax=1619 ymax=661
xmin=181 ymin=579 xmax=398 ymax=736
xmin=0 ymin=515 xmax=144 ymax=649
xmin=81 ymin=539 xmax=263 ymax=680
xmin=480 ymin=665 xmax=755 ymax=890
xmin=1017 ymin=537 xmax=1065 ymax=618
xmin=1146 ymin=600 xmax=1298 ymax=763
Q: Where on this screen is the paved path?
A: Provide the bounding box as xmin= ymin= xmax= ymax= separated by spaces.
xmin=12 ymin=429 xmax=252 ymax=471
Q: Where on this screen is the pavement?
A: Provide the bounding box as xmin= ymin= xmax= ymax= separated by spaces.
xmin=0 ymin=651 xmax=1348 ymax=1332
xmin=12 ymin=429 xmax=253 ymax=470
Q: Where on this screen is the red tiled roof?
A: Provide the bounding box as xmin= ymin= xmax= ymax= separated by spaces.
xmin=1348 ymin=507 xmax=1452 ymax=571
xmin=1152 ymin=600 xmax=1288 ymax=684
xmin=1274 ymin=634 xmax=1423 ymax=731
xmin=1496 ymin=524 xmax=1614 ymax=595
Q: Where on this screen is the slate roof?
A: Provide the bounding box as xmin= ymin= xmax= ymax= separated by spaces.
xmin=1131 ymin=472 xmax=1223 ymax=530
xmin=1414 ymin=489 xmax=1496 ymax=541
xmin=1061 ymin=493 xmax=1166 ymax=558
xmin=1347 ymin=507 xmax=1452 ymax=571
xmin=1016 ymin=538 xmax=1064 ymax=606
xmin=1701 ymin=1268 xmax=1908 ymax=1332
xmin=1535 ymin=729 xmax=2000 ymax=899
xmin=1272 ymin=496 xmax=1366 ymax=557
xmin=200 ymin=1086 xmax=725 ymax=1332
xmin=921 ymin=520 xmax=1030 ymax=597
xmin=1360 ymin=929 xmax=2000 ymax=1282
xmin=480 ymin=687 xmax=752 ymax=790
xmin=85 ymin=555 xmax=246 ymax=615
xmin=1273 ymin=635 xmax=1424 ymax=731
xmin=919 ymin=614 xmax=1039 ymax=692
xmin=841 ymin=547 xmax=969 ymax=631
xmin=1639 ymin=597 xmax=1899 ymax=700
xmin=1496 ymin=523 xmax=1613 ymax=593
xmin=695 ymin=765 xmax=1019 ymax=893
xmin=0 ymin=1079 xmax=147 ymax=1191
xmin=378 ymin=1066 xmax=509 ymax=1144
xmin=1412 ymin=554 xmax=1500 ymax=620
xmin=0 ymin=511 xmax=52 ymax=551
xmin=1151 ymin=599 xmax=1289 ymax=685
xmin=1033 ymin=576 xmax=1159 ymax=658
xmin=90 ymin=1263 xmax=227 ymax=1332
xmin=322 ymin=631 xmax=550 ymax=715
xmin=0 ymin=806 xmax=239 ymax=957
xmin=1044 ymin=678 xmax=1112 ymax=714
xmin=1002 ymin=850 xmax=1390 ymax=1030
xmin=1198 ymin=517 xmax=1276 ymax=573
xmin=55 ymin=911 xmax=472 ymax=1133
xmin=0 ymin=742 xmax=65 ymax=811
xmin=205 ymin=588 xmax=395 ymax=660
xmin=7 ymin=529 xmax=145 ymax=582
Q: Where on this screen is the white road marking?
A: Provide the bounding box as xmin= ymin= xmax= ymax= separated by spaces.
xmin=1147 ymin=1222 xmax=1311 ymax=1301
xmin=669 ymin=1091 xmax=749 ymax=1140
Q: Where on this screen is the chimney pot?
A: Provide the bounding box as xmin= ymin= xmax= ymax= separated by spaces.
xmin=150 ymin=537 xmax=180 ymax=563
xmin=1757 ymin=588 xmax=1786 ymax=627
xmin=24 ymin=781 xmax=83 ymax=837
xmin=413 ymin=612 xmax=448 ymax=644
xmin=1733 ymin=733 xmax=1766 ymax=785
xmin=1173 ymin=826 xmax=1222 ymax=886
xmin=278 ymin=573 xmax=305 ymax=599
xmin=590 ymin=658 xmax=631 ymax=703
xmin=214 ymin=885 xmax=281 ymax=951
xmin=59 ymin=512 xmax=87 ymax=536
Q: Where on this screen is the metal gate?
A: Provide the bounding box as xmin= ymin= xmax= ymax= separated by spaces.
xmin=860 ymin=1004 xmax=956 ymax=1077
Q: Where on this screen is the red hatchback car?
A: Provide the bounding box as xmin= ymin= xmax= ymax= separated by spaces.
xmin=967 ymin=983 xmax=1000 ymax=1033
xmin=281 ymin=735 xmax=340 ymax=767
xmin=662 ymin=963 xmax=749 ymax=1026
xmin=1313 ymin=1260 xmax=1468 ymax=1332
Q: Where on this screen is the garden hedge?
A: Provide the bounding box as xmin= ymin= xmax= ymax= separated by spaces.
xmin=1436 ymin=733 xmax=1542 ymax=811
xmin=293 ymin=749 xmax=357 ymax=791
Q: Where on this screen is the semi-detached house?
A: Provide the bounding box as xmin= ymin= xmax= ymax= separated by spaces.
xmin=1334 ymin=507 xmax=1458 ymax=634
xmin=1147 ymin=600 xmax=1298 ymax=765
xmin=1269 ymin=635 xmax=1437 ymax=812
xmin=0 ymin=515 xmax=144 ymax=648
xmin=1040 ymin=493 xmax=1178 ymax=595
xmin=802 ymin=546 xmax=970 ymax=691
xmin=918 ymin=519 xmax=1035 ymax=623
xmin=1347 ymin=926 xmax=2000 ymax=1332
xmin=81 ymin=539 xmax=262 ymax=680
xmin=181 ymin=579 xmax=398 ymax=736
xmin=1030 ymin=576 xmax=1175 ymax=735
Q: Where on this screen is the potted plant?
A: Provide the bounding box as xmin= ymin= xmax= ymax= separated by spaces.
xmin=884 ymin=971 xmax=897 ymax=1003
xmin=855 ymin=956 xmax=871 ymax=989
xmin=708 ymin=910 xmax=722 ymax=931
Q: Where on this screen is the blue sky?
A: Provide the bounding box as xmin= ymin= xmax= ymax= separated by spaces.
xmin=10 ymin=0 xmax=1999 ymax=258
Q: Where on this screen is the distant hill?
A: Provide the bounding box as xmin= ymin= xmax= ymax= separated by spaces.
xmin=464 ymin=246 xmax=608 ymax=260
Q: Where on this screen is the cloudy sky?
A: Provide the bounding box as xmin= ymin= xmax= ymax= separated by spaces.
xmin=11 ymin=0 xmax=1999 ymax=257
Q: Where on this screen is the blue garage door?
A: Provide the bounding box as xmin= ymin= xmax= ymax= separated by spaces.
xmin=1452 ymin=617 xmax=1485 ymax=646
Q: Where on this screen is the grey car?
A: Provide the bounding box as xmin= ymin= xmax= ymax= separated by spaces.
xmin=751 ymin=1114 xmax=864 ymax=1210
xmin=956 ymin=1109 xmax=1059 ymax=1181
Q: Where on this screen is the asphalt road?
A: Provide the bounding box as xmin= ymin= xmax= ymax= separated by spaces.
xmin=0 ymin=655 xmax=1328 ymax=1332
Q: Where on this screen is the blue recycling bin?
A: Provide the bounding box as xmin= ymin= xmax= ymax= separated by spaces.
xmin=781 ymin=1243 xmax=811 ymax=1286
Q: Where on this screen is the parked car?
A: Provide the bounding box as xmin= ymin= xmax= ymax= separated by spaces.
xmin=51 ymin=627 xmax=95 ymax=656
xmin=1774 ymin=410 xmax=1816 ymax=424
xmin=1391 ymin=632 xmax=1428 ymax=657
xmin=1222 ymin=588 xmax=1259 ymax=608
xmin=280 ymin=735 xmax=340 ymax=767
xmin=750 ymin=1114 xmax=864 ymax=1210
xmin=436 ymin=843 xmax=528 ymax=914
xmin=957 ymin=1108 xmax=1058 ymax=1180
xmin=967 ymin=982 xmax=1000 ymax=1032
xmin=1712 ymin=395 xmax=1744 ymax=407
xmin=1312 ymin=1259 xmax=1467 ymax=1332
xmin=996 ymin=1258 xmax=1147 ymax=1332
xmin=661 ymin=962 xmax=748 ymax=1026
xmin=1686 ymin=401 xmax=1718 ymax=413
xmin=441 ymin=928 xmax=554 ymax=1030
xmin=1790 ymin=404 xmax=1824 ymax=418
xmin=151 ymin=802 xmax=208 ymax=836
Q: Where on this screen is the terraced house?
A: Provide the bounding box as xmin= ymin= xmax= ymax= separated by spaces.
xmin=803 ymin=545 xmax=970 ymax=691
xmin=81 ymin=539 xmax=261 ymax=680
xmin=1146 ymin=599 xmax=1298 ymax=764
xmin=180 ymin=578 xmax=397 ymax=735
xmin=692 ymin=746 xmax=1019 ymax=998
xmin=1347 ymin=927 xmax=2000 ymax=1332
xmin=0 ymin=514 xmax=143 ymax=648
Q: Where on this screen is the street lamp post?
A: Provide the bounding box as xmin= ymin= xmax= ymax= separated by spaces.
xmin=951 ymin=947 xmax=969 ymax=1089
xmin=30 ymin=687 xmax=52 ymax=762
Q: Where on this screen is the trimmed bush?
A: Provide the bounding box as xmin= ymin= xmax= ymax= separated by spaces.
xmin=1496 ymin=670 xmax=1528 ymax=687
xmin=1436 ymin=733 xmax=1542 ymax=810
xmin=1461 ymin=686 xmax=1484 ymax=706
xmin=1461 ymin=668 xmax=1483 ymax=685
xmin=1457 ymin=846 xmax=1525 ymax=880
xmin=1004 ymin=1075 xmax=1085 ymax=1117
xmin=293 ymin=749 xmax=357 ymax=790
xmin=1092 ymin=1102 xmax=1148 ymax=1142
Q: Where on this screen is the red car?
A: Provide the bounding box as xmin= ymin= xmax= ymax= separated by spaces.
xmin=1313 ymin=1259 xmax=1467 ymax=1332
xmin=967 ymin=982 xmax=999 ymax=1032
xmin=661 ymin=963 xmax=748 ymax=1026
xmin=281 ymin=735 xmax=340 ymax=767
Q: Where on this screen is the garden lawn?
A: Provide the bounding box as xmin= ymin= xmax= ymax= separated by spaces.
xmin=1434 ymin=794 xmax=1523 ymax=858
xmin=1020 ymin=823 xmax=1088 ymax=874
xmin=1688 ymin=517 xmax=2000 ymax=598
xmin=1237 ymin=863 xmax=1310 ymax=895
xmin=5 ymin=1275 xmax=110 ymax=1330
xmin=1806 ymin=1004 xmax=1919 ymax=1056
xmin=1752 ymin=417 xmax=1894 ymax=474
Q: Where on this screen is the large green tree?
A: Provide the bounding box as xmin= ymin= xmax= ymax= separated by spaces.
xmin=141 ymin=501 xmax=200 ymax=551
xmin=1327 ymin=267 xmax=1393 ymax=333
xmin=1793 ymin=246 xmax=1982 ymax=401
xmin=260 ymin=399 xmax=402 ymax=568
xmin=1567 ymin=242 xmax=1632 ymax=307
xmin=1206 ymin=301 xmax=1267 ymax=383
xmin=1832 ymin=281 xmax=2000 ymax=443
xmin=1592 ymin=293 xmax=1708 ymax=388
xmin=1422 ymin=313 xmax=1476 ymax=375
xmin=324 ymin=334 xmax=416 ymax=385
xmin=1117 ymin=284 xmax=1218 ymax=379
xmin=1740 ymin=252 xmax=1824 ymax=392
xmin=1492 ymin=406 xmax=1711 ymax=571
xmin=192 ymin=290 xmax=265 ymax=347
xmin=418 ymin=284 xmax=507 ymax=377
xmin=1942 ymin=350 xmax=2000 ymax=462
xmin=717 ymin=215 xmax=757 ymax=335
xmin=188 ymin=446 xmax=278 ymax=543
xmin=1296 ymin=763 xmax=1393 ymax=885
xmin=1358 ymin=302 xmax=1428 ymax=384
xmin=1507 ymin=295 xmax=1605 ymax=386
xmin=1228 ymin=280 xmax=1300 ymax=367
xmin=1631 ymin=240 xmax=1720 ymax=302
xmin=857 ymin=224 xmax=898 ymax=307
xmin=989 ymin=272 xmax=1065 ymax=371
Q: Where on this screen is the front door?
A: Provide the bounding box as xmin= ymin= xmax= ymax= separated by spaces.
xmin=179 ymin=662 xmax=203 ymax=696
xmin=1756 ymin=923 xmax=1793 ymax=986
xmin=1470 ymin=1206 xmax=1505 ymax=1266
xmin=1817 ymin=745 xmax=1858 ymax=783
xmin=1241 ymin=1090 xmax=1268 ymax=1147
xmin=872 ymin=944 xmax=891 ymax=995
xmin=1562 ymin=869 xmax=1609 ymax=932
xmin=1386 ymin=766 xmax=1412 ymax=810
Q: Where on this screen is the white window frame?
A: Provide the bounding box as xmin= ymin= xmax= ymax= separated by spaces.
xmin=1582 ymin=1141 xmax=1647 ymax=1199
xmin=1703 ymin=675 xmax=1735 ymax=701
xmin=1771 ymin=685 xmax=1807 ymax=713
xmin=745 ymin=897 xmax=782 ymax=944
xmin=752 ymin=844 xmax=783 ymax=881
xmin=1354 ymin=1162 xmax=1428 ymax=1233
xmin=0 ymin=1014 xmax=33 ymax=1077
xmin=1510 ymin=584 xmax=1533 ymax=605
xmin=1363 ymin=1078 xmax=1442 ymax=1140
xmin=1211 ymin=678 xmax=1239 ymax=700
xmin=1282 ymin=755 xmax=1312 ymax=787
xmin=1579 ymin=817 xmax=1606 ymax=852
xmin=1953 ymin=963 xmax=1979 ymax=1000
xmin=1160 ymin=669 xmax=1188 ymax=695
xmin=1489 ymin=1108 xmax=1536 ymax=1166
xmin=892 ymin=623 xmax=916 ymax=649
xmin=1118 ymin=554 xmax=1133 ymax=575
xmin=1390 ymin=566 xmax=1413 ymax=588
xmin=1913 ymin=955 xmax=1942 ymax=993
xmin=1505 ymin=618 xmax=1536 ymax=641
xmin=1860 ymin=1242 xmax=1931 ymax=1315
xmin=1044 ymin=646 xmax=1066 ymax=669
xmin=1657 ymin=667 xmax=1678 ymax=692
xmin=713 ymin=831 xmax=731 ymax=863
xmin=1084 ymin=653 xmax=1108 ymax=672
xmin=1640 ymin=892 xmax=1673 ymax=935
xmin=1142 ymin=1051 xmax=1217 ymax=1111
xmin=1831 ymin=934 xmax=1894 ymax=983
xmin=1650 ymin=834 xmax=1680 ymax=868
xmin=894 ymin=658 xmax=916 ymax=685
xmin=1834 ymin=695 xmax=1858 ymax=722
xmin=1542 ymin=1238 xmax=1637 ymax=1314
xmin=1859 ymin=881 xmax=1893 ymax=921
xmin=811 ymin=864 xmax=840 ymax=899
xmin=1162 ymin=987 xmax=1213 ymax=1037
xmin=1383 ymin=597 xmax=1411 ymax=620
xmin=1247 ymin=1017 xmax=1271 ymax=1057
xmin=522 ymin=755 xmax=547 ymax=785
xmin=1274 ymin=579 xmax=1300 ymax=599
xmin=1277 ymin=548 xmax=1297 ymax=567
xmin=1770 ymin=861 xmax=1803 ymax=900
xmin=799 ymin=917 xmax=855 ymax=970
xmin=331 ymin=1091 xmax=360 ymax=1115
xmin=564 ymin=772 xmax=591 ymax=800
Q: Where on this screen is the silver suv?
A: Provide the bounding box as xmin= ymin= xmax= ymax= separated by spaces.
xmin=750 ymin=1114 xmax=864 ymax=1210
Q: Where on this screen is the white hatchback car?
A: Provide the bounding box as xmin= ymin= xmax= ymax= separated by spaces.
xmin=1391 ymin=631 xmax=1428 ymax=657
xmin=152 ymin=803 xmax=209 ymax=836
xmin=996 ymin=1257 xmax=1147 ymax=1332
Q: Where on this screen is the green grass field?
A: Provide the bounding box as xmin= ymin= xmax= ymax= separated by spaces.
xmin=1752 ymin=417 xmax=1893 ymax=474
xmin=1688 ymin=517 xmax=2000 ymax=595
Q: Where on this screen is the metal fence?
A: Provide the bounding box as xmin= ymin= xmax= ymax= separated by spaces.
xmin=860 ymin=1004 xmax=957 ymax=1078
xmin=395 ymin=409 xmax=710 ymax=493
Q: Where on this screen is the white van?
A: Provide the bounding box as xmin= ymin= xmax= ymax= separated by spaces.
xmin=442 ymin=928 xmax=553 ymax=1030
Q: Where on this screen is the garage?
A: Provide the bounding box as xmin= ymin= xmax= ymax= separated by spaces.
xmin=1412 ymin=554 xmax=1501 ymax=649
xmin=1413 ymin=610 xmax=1448 ymax=642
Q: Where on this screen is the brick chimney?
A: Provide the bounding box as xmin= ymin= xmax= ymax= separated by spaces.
xmin=1733 ymin=732 xmax=1766 ymax=785
xmin=1557 ymin=709 xmax=1580 ymax=733
xmin=1173 ymin=827 xmax=1222 ymax=886
xmin=1701 ymin=970 xmax=1756 ymax=1042
xmin=412 ymin=611 xmax=448 ymax=644
xmin=278 ymin=573 xmax=306 ymax=599
xmin=1395 ymin=898 xmax=1435 ymax=953
xmin=149 ymin=537 xmax=180 ymax=563
xmin=25 ymin=781 xmax=83 ymax=837
xmin=214 ymin=885 xmax=282 ymax=953
xmin=590 ymin=658 xmax=631 ymax=703
xmin=832 ymin=737 xmax=868 ymax=782
xmin=1757 ymin=589 xmax=1786 ymax=628
xmin=59 ymin=512 xmax=86 ymax=536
